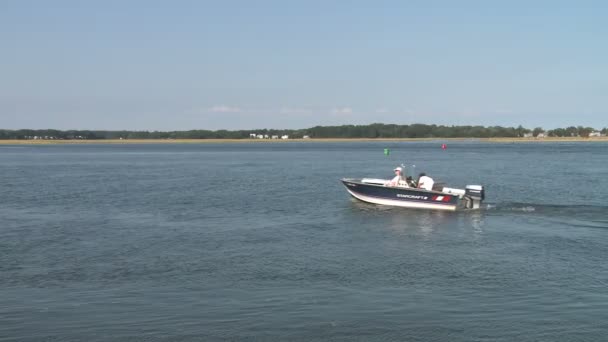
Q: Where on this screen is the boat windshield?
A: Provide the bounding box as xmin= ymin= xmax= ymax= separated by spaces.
xmin=403 ymin=164 xmax=417 ymax=186
xmin=403 ymin=164 xmax=416 ymax=178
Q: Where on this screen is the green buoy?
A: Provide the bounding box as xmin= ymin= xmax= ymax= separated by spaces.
xmin=384 ymin=148 xmax=390 ymax=156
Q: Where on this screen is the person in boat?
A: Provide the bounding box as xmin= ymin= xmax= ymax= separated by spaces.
xmin=406 ymin=176 xmax=416 ymax=187
xmin=385 ymin=166 xmax=409 ymax=187
xmin=417 ymin=172 xmax=435 ymax=191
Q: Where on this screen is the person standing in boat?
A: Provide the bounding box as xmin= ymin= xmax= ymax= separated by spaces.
xmin=417 ymin=173 xmax=435 ymax=190
xmin=385 ymin=166 xmax=408 ymax=187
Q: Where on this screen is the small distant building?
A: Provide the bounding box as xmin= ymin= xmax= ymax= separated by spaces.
xmin=589 ymin=131 xmax=601 ymax=137
xmin=303 ymin=135 xmax=310 ymax=139
xmin=256 ymin=135 xmax=264 ymax=139
xmin=523 ymin=133 xmax=533 ymax=138
xmin=536 ymin=133 xmax=546 ymax=138
xmin=263 ymin=134 xmax=269 ymax=139
xmin=281 ymin=135 xmax=289 ymax=139
xmin=271 ymin=135 xmax=279 ymax=139
xmin=249 ymin=133 xmax=257 ymax=138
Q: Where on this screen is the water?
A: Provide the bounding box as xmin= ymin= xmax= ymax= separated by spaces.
xmin=1 ymin=142 xmax=607 ymax=341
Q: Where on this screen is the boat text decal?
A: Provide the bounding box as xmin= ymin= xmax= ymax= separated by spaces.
xmin=396 ymin=194 xmax=429 ymax=200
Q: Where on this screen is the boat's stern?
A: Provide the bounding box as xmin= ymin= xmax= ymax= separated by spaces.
xmin=463 ymin=185 xmax=485 ymax=209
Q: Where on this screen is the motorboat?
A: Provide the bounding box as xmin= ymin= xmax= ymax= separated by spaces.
xmin=341 ymin=178 xmax=485 ymax=211
xmin=341 ymin=166 xmax=485 ymax=211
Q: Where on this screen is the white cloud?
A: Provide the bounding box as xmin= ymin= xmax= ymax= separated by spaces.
xmin=330 ymin=107 xmax=353 ymax=115
xmin=279 ymin=107 xmax=313 ymax=115
xmin=455 ymin=108 xmax=483 ymax=118
xmin=493 ymin=108 xmax=514 ymax=114
xmin=209 ymin=105 xmax=241 ymax=113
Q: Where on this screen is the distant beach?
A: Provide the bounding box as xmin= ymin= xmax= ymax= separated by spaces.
xmin=1 ymin=137 xmax=608 ymax=144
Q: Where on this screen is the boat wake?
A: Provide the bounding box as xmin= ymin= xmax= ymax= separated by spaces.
xmin=484 ymin=202 xmax=608 ymax=220
xmin=485 ymin=203 xmax=536 ymax=212
xmin=350 ymin=198 xmax=607 ymax=221
xmin=349 ymin=199 xmax=608 ymax=229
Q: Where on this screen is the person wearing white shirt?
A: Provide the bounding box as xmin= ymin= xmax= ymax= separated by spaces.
xmin=385 ymin=166 xmax=408 ymax=187
xmin=417 ymin=173 xmax=434 ymax=191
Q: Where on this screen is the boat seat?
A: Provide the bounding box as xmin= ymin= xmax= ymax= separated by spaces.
xmin=432 ymin=182 xmax=446 ymax=191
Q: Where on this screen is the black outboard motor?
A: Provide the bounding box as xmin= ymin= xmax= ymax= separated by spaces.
xmin=464 ymin=185 xmax=485 ymax=209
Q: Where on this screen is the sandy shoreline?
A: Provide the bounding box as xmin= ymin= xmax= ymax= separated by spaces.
xmin=1 ymin=137 xmax=607 ymax=144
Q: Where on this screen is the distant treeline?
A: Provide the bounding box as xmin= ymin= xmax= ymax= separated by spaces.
xmin=1 ymin=124 xmax=606 ymax=140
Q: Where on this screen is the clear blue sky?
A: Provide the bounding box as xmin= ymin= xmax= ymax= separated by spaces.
xmin=1 ymin=0 xmax=606 ymax=130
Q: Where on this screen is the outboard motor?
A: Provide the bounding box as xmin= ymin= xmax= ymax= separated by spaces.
xmin=464 ymin=185 xmax=485 ymax=209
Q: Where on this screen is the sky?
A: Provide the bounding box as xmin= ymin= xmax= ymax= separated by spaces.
xmin=1 ymin=0 xmax=607 ymax=130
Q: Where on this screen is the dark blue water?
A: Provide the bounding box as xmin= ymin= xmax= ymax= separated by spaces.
xmin=1 ymin=142 xmax=607 ymax=341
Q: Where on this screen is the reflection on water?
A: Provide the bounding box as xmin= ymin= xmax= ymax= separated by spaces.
xmin=466 ymin=210 xmax=485 ymax=236
xmin=348 ymin=198 xmax=392 ymax=213
xmin=401 ymin=210 xmax=451 ymax=237
xmin=348 ymin=198 xmax=489 ymax=241
xmin=349 ymin=199 xmax=457 ymax=236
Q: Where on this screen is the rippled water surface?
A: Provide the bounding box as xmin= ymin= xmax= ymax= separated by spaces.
xmin=1 ymin=142 xmax=607 ymax=341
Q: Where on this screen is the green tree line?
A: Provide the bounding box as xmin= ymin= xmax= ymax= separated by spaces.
xmin=0 ymin=124 xmax=606 ymax=140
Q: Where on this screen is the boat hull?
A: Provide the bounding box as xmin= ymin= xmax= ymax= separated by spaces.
xmin=341 ymin=178 xmax=460 ymax=211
